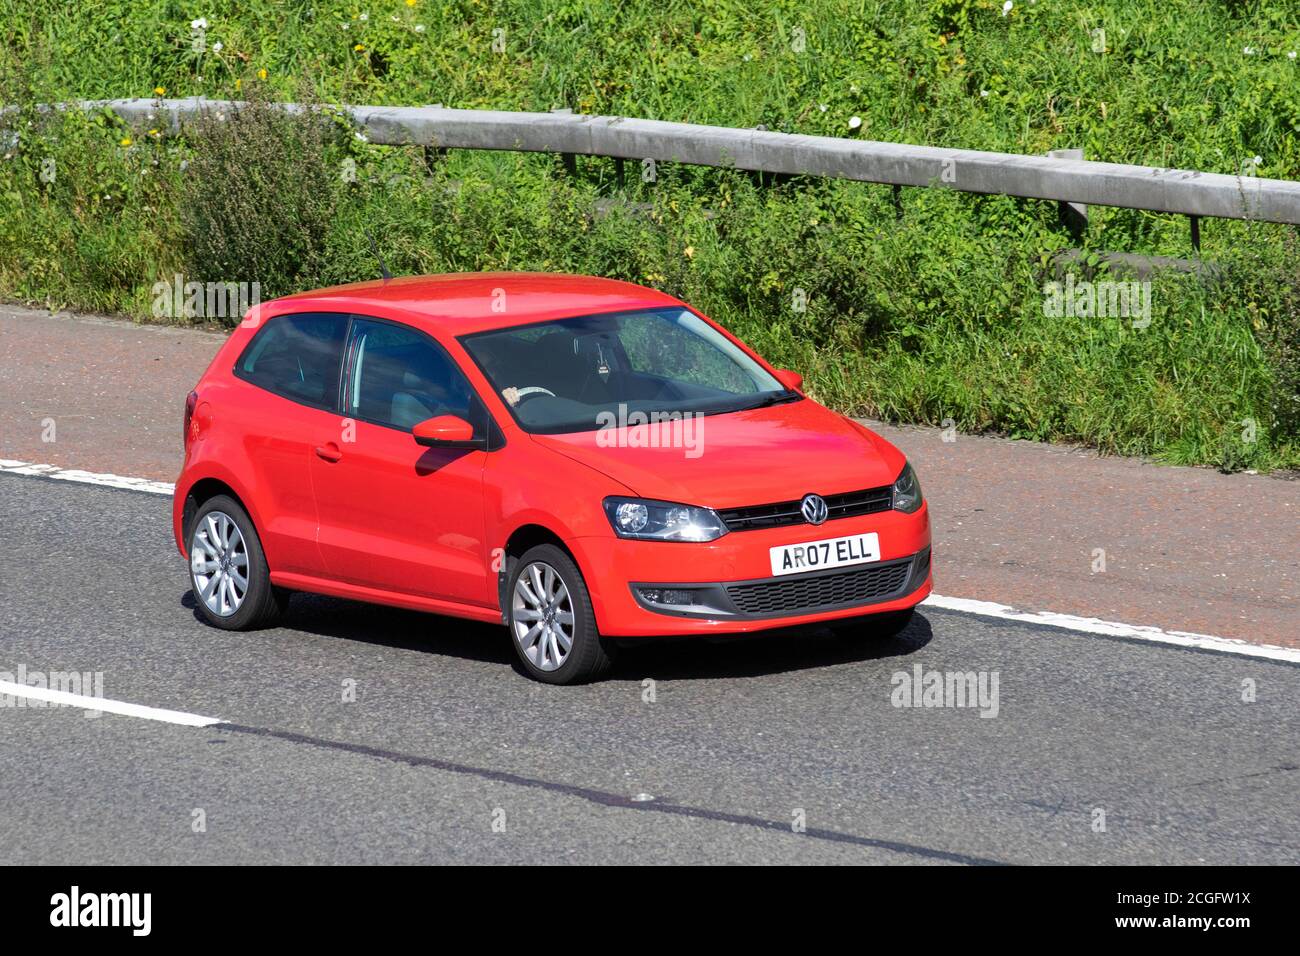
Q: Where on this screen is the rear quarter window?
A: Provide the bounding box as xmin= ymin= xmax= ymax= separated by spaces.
xmin=235 ymin=313 xmax=349 ymax=410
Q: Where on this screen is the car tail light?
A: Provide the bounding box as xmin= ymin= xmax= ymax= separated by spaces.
xmin=184 ymin=390 xmax=199 ymax=450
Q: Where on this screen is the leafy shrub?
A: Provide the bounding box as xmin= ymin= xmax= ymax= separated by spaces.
xmin=177 ymin=91 xmax=338 ymax=303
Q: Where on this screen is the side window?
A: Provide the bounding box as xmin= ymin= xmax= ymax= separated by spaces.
xmin=236 ymin=313 xmax=348 ymax=409
xmin=343 ymin=317 xmax=481 ymax=432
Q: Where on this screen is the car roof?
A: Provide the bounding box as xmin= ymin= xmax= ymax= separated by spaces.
xmin=266 ymin=273 xmax=684 ymax=336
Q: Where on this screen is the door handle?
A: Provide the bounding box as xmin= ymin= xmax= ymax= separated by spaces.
xmin=315 ymin=443 xmax=343 ymax=463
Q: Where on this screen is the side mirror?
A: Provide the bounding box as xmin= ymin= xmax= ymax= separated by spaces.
xmin=774 ymin=368 xmax=804 ymax=392
xmin=412 ymin=415 xmax=485 ymax=449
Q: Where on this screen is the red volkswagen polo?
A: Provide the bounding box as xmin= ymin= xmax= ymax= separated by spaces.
xmin=174 ymin=274 xmax=932 ymax=683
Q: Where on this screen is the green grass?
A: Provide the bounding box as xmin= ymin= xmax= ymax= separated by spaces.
xmin=1 ymin=0 xmax=1298 ymax=470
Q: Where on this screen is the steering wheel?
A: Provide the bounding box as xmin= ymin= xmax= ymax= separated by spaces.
xmin=514 ymin=386 xmax=556 ymax=403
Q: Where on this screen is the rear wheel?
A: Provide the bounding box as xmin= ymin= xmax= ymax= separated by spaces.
xmin=830 ymin=608 xmax=915 ymax=641
xmin=188 ymin=495 xmax=288 ymax=630
xmin=506 ymin=544 xmax=612 ymax=684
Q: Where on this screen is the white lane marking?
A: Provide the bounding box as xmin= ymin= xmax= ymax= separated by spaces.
xmin=923 ymin=594 xmax=1300 ymax=663
xmin=0 ymin=680 xmax=223 ymax=727
xmin=0 ymin=458 xmax=174 ymax=495
xmin=3 ymin=459 xmax=1297 ymax=664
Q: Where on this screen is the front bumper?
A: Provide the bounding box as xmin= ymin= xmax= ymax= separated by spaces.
xmin=570 ymin=502 xmax=932 ymax=636
xmin=631 ymin=547 xmax=930 ymax=620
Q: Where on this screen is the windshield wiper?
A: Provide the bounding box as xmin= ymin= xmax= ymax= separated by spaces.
xmin=725 ymin=390 xmax=802 ymax=413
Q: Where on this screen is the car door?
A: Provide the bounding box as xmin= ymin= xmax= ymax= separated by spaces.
xmin=231 ymin=311 xmax=349 ymax=575
xmin=309 ymin=315 xmax=494 ymax=607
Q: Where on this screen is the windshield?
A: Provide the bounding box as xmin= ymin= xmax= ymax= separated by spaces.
xmin=460 ymin=308 xmax=795 ymax=434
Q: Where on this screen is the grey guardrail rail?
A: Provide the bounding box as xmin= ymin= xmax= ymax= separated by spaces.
xmin=23 ymin=97 xmax=1300 ymax=226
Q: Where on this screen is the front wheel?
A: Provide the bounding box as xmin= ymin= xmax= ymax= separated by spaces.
xmin=506 ymin=544 xmax=613 ymax=684
xmin=188 ymin=495 xmax=288 ymax=630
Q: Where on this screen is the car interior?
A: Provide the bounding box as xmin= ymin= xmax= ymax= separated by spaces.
xmin=467 ymin=314 xmax=766 ymax=433
xmin=239 ymin=310 xmax=778 ymax=439
xmin=238 ymin=314 xmax=347 ymax=408
xmin=347 ymin=333 xmax=473 ymax=431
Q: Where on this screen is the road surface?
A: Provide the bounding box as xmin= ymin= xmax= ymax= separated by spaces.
xmin=1 ymin=474 xmax=1295 ymax=864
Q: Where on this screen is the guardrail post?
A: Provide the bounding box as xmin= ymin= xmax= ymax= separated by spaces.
xmin=422 ymin=145 xmax=446 ymax=170
xmin=1190 ymin=215 xmax=1201 ymax=253
xmin=1047 ymin=148 xmax=1088 ymax=239
xmin=551 ymin=107 xmax=577 ymax=177
xmin=420 ymin=106 xmax=446 ymax=171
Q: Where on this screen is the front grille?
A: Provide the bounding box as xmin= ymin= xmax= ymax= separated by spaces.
xmin=718 ymin=485 xmax=893 ymax=531
xmin=725 ymin=559 xmax=912 ymax=615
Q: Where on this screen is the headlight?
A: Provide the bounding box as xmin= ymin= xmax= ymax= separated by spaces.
xmin=602 ymin=497 xmax=729 ymax=542
xmin=891 ymin=462 xmax=923 ymax=513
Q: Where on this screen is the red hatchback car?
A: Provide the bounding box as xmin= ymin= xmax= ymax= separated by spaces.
xmin=174 ymin=274 xmax=932 ymax=683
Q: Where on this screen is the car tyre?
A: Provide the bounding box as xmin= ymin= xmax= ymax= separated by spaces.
xmin=506 ymin=544 xmax=613 ymax=684
xmin=188 ymin=494 xmax=289 ymax=630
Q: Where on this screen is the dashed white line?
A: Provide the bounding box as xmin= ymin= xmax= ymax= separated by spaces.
xmin=0 ymin=458 xmax=175 ymax=495
xmin=3 ymin=458 xmax=1297 ymax=665
xmin=0 ymin=679 xmax=222 ymax=727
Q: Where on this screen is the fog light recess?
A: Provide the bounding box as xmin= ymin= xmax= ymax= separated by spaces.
xmin=637 ymin=587 xmax=696 ymax=606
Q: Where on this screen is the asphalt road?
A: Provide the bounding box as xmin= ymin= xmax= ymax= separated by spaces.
xmin=1 ymin=474 xmax=1297 ymax=864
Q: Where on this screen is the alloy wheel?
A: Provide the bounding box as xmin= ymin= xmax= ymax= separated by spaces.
xmin=511 ymin=561 xmax=575 ymax=672
xmin=190 ymin=510 xmax=249 ymax=617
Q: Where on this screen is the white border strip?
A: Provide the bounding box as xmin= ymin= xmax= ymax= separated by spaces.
xmin=923 ymin=594 xmax=1300 ymax=664
xmin=3 ymin=458 xmax=1297 ymax=665
xmin=0 ymin=680 xmax=223 ymax=727
xmin=0 ymin=459 xmax=174 ymax=495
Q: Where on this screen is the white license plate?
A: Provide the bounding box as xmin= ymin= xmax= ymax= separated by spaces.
xmin=769 ymin=532 xmax=881 ymax=577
